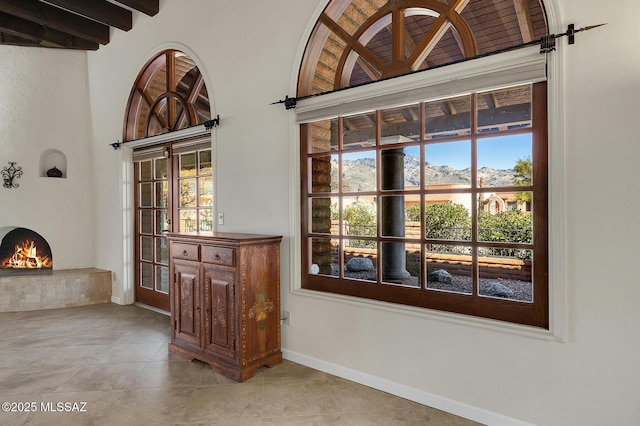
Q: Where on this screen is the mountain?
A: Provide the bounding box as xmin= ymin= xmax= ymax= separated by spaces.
xmin=330 ymin=155 xmax=516 ymax=191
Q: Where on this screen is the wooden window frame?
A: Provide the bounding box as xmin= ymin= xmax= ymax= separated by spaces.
xmin=300 ymin=82 xmax=548 ymax=328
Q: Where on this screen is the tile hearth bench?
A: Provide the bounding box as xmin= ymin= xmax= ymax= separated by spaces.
xmin=0 ymin=268 xmax=111 ymax=312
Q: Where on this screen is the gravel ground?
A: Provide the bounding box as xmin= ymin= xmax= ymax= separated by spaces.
xmin=333 ymin=264 xmax=533 ymax=302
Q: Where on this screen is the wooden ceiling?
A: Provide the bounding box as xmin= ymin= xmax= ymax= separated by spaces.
xmin=0 ymin=0 xmax=159 ymax=50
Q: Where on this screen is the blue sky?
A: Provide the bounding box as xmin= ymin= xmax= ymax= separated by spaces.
xmin=413 ymin=133 xmax=531 ymax=170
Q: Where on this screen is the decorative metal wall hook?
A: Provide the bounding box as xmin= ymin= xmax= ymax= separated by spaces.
xmin=2 ymin=162 xmax=23 ymax=188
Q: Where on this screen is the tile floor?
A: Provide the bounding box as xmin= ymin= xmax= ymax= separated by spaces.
xmin=0 ymin=303 xmax=481 ymax=425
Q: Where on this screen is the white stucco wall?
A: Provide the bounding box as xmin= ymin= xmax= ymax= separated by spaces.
xmin=0 ymin=47 xmax=95 ymax=269
xmin=81 ymin=0 xmax=640 ymax=424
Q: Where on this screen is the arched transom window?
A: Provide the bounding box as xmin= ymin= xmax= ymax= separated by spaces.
xmin=298 ymin=0 xmax=547 ymax=97
xmin=124 ymin=50 xmax=211 ymax=141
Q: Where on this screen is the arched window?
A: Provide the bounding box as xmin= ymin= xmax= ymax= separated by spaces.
xmin=124 ymin=50 xmax=211 ymax=141
xmin=297 ymin=0 xmax=550 ymax=328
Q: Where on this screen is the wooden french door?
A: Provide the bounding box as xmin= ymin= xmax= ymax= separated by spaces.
xmin=134 ymin=138 xmax=213 ymax=311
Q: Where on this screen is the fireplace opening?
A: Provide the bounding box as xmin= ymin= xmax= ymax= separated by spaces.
xmin=0 ymin=227 xmax=53 ymax=275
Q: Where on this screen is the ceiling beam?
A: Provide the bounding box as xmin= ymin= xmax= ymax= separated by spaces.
xmin=42 ymin=0 xmax=132 ymax=31
xmin=0 ymin=0 xmax=109 ymax=45
xmin=512 ymin=0 xmax=534 ymax=43
xmin=0 ymin=11 xmax=98 ymax=49
xmin=113 ymin=0 xmax=159 ymax=17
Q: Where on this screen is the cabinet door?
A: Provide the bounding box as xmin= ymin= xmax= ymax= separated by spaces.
xmin=173 ymin=261 xmax=201 ymax=348
xmin=203 ymin=265 xmax=235 ymax=359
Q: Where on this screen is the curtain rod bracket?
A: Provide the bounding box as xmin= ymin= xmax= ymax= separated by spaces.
xmin=204 ymin=115 xmax=220 ymax=130
xmin=540 ymin=23 xmax=605 ymax=53
xmin=271 ymin=95 xmax=297 ymax=110
xmin=111 ymin=141 xmax=121 ymax=150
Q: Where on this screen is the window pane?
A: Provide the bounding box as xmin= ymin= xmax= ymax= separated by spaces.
xmin=310 ymin=237 xmax=339 ymax=277
xmin=140 ymin=160 xmax=152 ymax=181
xmin=180 ymin=209 xmax=197 ymax=232
xmin=155 ymin=237 xmax=168 ymax=264
xmin=180 ymin=152 xmax=197 ymax=177
xmin=424 ymin=95 xmax=471 ymax=139
xmin=343 ymin=112 xmax=376 ymax=149
xmin=199 ymin=177 xmax=213 ymax=206
xmin=424 ymin=197 xmax=472 ymax=241
xmin=310 ymin=155 xmax=338 ymax=193
xmin=155 ymin=157 xmax=168 ymax=179
xmin=199 ymin=150 xmax=212 ymax=174
xmin=381 ymin=195 xmax=415 ymax=238
xmin=381 ymin=146 xmax=420 ymax=191
xmin=342 ymin=151 xmax=376 ymax=192
xmin=426 ymin=244 xmax=472 ymax=295
xmin=477 ymin=134 xmax=532 ymax=188
xmin=140 ymin=210 xmax=152 ymax=234
xmin=477 ymin=85 xmax=532 ymax=133
xmin=381 ymin=242 xmax=420 ymax=287
xmin=140 ymin=236 xmax=153 ymax=261
xmin=381 ymin=104 xmax=420 ymax=143
xmin=179 ymin=178 xmax=197 ymax=207
xmin=140 ymin=183 xmax=152 ymax=207
xmin=155 ymin=181 xmax=168 ymax=207
xmin=425 ymin=141 xmax=471 ymax=188
xmin=342 ymin=200 xmax=376 ymax=238
xmin=478 ymin=248 xmax=532 ymax=302
xmin=309 ymin=119 xmax=338 ymax=153
xmin=156 ymin=265 xmax=169 ymax=293
xmin=310 ymin=197 xmax=338 ymax=236
xmin=477 ymin=197 xmax=533 ymax=244
xmin=343 ymin=240 xmax=377 ymax=282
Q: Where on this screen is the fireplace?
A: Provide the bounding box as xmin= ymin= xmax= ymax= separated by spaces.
xmin=0 ymin=227 xmax=53 ymax=275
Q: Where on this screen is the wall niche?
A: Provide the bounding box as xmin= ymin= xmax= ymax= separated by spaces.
xmin=39 ymin=149 xmax=67 ymax=178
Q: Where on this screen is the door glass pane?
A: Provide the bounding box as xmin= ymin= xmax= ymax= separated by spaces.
xmin=140 ymin=210 xmax=152 ymax=234
xmin=141 ymin=236 xmax=153 ymax=261
xmin=156 ymin=266 xmax=169 ymax=293
xmin=156 ymin=210 xmax=169 ymax=234
xmin=155 ymin=157 xmax=168 ymax=179
xmin=200 ymin=209 xmax=213 ymax=231
xmin=310 ymin=155 xmax=338 ymax=193
xmin=179 ymin=178 xmax=197 ymax=207
xmin=477 ymin=85 xmax=532 ymax=133
xmin=140 ymin=183 xmax=152 ymax=207
xmin=342 ymin=151 xmax=376 ymax=192
xmin=199 ymin=177 xmax=213 ymax=206
xmin=180 ymin=209 xmax=197 ymax=232
xmin=199 ymin=150 xmax=212 ymax=174
xmin=155 ymin=181 xmax=168 ymax=207
xmin=342 ymin=112 xmax=376 ymax=149
xmin=140 ymin=160 xmax=152 ymax=180
xmin=309 ymin=118 xmax=338 ymax=153
xmin=424 ymin=95 xmax=471 ymax=139
xmin=424 ymin=196 xmax=472 ymax=241
xmin=140 ymin=263 xmax=153 ymax=289
xmin=310 ymin=237 xmax=339 ymax=277
xmin=155 ymin=237 xmax=168 ymax=264
xmin=310 ymin=197 xmax=338 ymax=236
xmin=180 ymin=153 xmax=197 ymax=177
xmin=343 ymin=240 xmax=377 ymax=282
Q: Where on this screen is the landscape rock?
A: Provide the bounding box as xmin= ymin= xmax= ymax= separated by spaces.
xmin=345 ymin=257 xmax=374 ymax=272
xmin=481 ymin=282 xmax=514 ymax=298
xmin=428 ymin=269 xmax=452 ymax=283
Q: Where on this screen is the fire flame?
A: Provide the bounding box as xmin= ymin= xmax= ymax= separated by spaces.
xmin=2 ymin=240 xmax=52 ymax=269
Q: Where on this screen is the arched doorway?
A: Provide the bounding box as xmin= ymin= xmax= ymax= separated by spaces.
xmin=124 ymin=49 xmax=213 ymax=311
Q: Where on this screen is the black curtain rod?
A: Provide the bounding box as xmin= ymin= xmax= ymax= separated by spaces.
xmin=111 ymin=115 xmax=220 ymax=150
xmin=272 ymin=23 xmax=605 ymax=110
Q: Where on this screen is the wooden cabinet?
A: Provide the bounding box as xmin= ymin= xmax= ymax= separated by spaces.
xmin=168 ymin=232 xmax=282 ymax=382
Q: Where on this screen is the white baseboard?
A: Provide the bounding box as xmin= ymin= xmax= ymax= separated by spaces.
xmin=282 ymin=349 xmax=533 ymax=426
xmin=111 ymin=296 xmax=122 ymax=305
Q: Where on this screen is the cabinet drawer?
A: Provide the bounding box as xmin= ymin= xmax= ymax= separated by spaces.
xmin=202 ymin=246 xmax=235 ymax=266
xmin=172 ymin=243 xmax=200 ymax=261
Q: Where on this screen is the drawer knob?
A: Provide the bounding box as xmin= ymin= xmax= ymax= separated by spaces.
xmin=182 ymin=250 xmax=188 ymax=256
xmin=215 ymin=254 xmax=221 ymax=260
